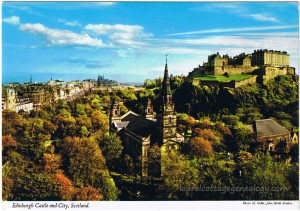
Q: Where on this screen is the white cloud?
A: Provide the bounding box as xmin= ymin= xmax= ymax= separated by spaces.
xmin=20 ymin=23 xmax=104 ymax=47
xmin=169 ymin=25 xmax=299 ymax=36
xmin=249 ymin=14 xmax=278 ymax=22
xmin=3 ymin=16 xmax=20 ymax=25
xmin=238 ymin=32 xmax=298 ymax=37
xmin=97 ymin=2 xmax=116 ymax=6
xmin=85 ymin=24 xmax=152 ymax=47
xmin=58 ymin=19 xmax=81 ymax=27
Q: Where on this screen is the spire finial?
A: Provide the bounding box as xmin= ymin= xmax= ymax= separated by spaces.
xmin=166 ymin=54 xmax=168 ymax=64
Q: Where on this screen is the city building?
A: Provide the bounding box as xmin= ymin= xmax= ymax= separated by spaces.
xmin=109 ymin=59 xmax=184 ymax=177
xmin=15 ymin=98 xmax=33 ymax=113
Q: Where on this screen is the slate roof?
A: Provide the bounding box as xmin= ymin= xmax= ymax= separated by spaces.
xmin=114 ymin=122 xmax=130 ymax=129
xmin=254 ymin=119 xmax=289 ymax=138
xmin=121 ymin=113 xmax=157 ymax=138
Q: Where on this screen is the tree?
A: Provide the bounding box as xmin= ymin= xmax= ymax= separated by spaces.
xmin=79 ymin=126 xmax=90 ymax=138
xmin=2 ymin=135 xmax=17 ymax=162
xmin=74 ymin=186 xmax=103 ymax=201
xmin=147 ymin=143 xmax=161 ymax=179
xmin=2 ymin=109 xmax=23 ymax=137
xmin=42 ymin=153 xmax=62 ymax=174
xmin=13 ymin=173 xmax=59 ymax=201
xmin=96 ymin=133 xmax=123 ymax=171
xmin=60 ymin=136 xmax=107 ymax=187
xmin=192 ymin=128 xmax=223 ymax=152
xmin=240 ymin=152 xmax=295 ymax=200
xmin=53 ymin=114 xmax=77 ymax=139
xmin=51 ymin=173 xmax=75 ymax=201
xmin=75 ymin=104 xmax=87 ymax=118
xmin=2 ymin=174 xmax=14 ymax=201
xmin=158 ymin=150 xmax=200 ymax=200
xmin=91 ymin=110 xmax=109 ymax=133
xmin=190 ymin=137 xmax=213 ymax=158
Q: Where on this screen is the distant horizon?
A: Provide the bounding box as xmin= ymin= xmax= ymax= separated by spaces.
xmin=3 ymin=2 xmax=299 ymax=84
xmin=2 ymin=73 xmax=146 ymax=85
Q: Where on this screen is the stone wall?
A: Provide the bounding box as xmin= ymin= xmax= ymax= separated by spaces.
xmin=234 ymin=75 xmax=258 ymax=88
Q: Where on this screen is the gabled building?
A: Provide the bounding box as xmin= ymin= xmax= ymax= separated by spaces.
xmin=248 ymin=119 xmax=296 ymax=153
xmin=109 ymin=59 xmax=184 ymax=177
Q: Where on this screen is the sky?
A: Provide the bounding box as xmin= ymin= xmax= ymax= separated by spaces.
xmin=2 ymin=1 xmax=299 ymax=84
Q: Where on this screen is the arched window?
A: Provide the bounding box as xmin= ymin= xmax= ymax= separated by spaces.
xmin=169 ymin=117 xmax=172 ymax=124
xmin=115 ymin=110 xmax=118 ymax=116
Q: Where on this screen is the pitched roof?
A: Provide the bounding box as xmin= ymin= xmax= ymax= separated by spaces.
xmin=254 ymin=119 xmax=289 ymax=138
xmin=121 ymin=112 xmax=157 ymax=138
xmin=113 ymin=121 xmax=130 ymax=129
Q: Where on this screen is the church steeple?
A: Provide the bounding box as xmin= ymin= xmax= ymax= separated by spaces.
xmin=162 ymin=55 xmax=172 ymax=96
xmin=157 ymin=56 xmax=177 ymax=144
xmin=30 ymin=74 xmax=33 ymax=84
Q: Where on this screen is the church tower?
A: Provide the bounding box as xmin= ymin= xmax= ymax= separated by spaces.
xmin=143 ymin=98 xmax=154 ymax=120
xmin=109 ymin=99 xmax=121 ymax=134
xmin=157 ymin=56 xmax=177 ymax=144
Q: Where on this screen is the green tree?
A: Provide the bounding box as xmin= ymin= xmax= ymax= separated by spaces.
xmin=158 ymin=150 xmax=200 ymax=200
xmin=95 ymin=133 xmax=123 ymax=171
xmin=91 ymin=110 xmax=109 ymax=133
xmin=13 ymin=173 xmax=60 ymax=201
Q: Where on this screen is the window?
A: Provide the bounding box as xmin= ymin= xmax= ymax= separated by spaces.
xmin=115 ymin=110 xmax=118 ymax=116
xmin=169 ymin=117 xmax=172 ymax=124
xmin=148 ymin=108 xmax=151 ymax=114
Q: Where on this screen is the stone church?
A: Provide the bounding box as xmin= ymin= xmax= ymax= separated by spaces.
xmin=109 ymin=60 xmax=184 ymax=177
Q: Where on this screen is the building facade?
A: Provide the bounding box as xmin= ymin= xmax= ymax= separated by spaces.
xmin=252 ymin=49 xmax=289 ymax=67
xmin=248 ymin=119 xmax=297 ymax=153
xmin=109 ymin=60 xmax=184 ymax=177
xmin=2 ymin=88 xmax=16 ymax=110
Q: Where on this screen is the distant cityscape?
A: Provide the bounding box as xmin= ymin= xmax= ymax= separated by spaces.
xmin=2 ymin=74 xmax=144 ymax=114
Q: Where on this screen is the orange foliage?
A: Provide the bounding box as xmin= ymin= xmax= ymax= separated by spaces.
xmin=42 ymin=153 xmax=62 ymax=174
xmin=190 ymin=137 xmax=213 ymax=157
xmin=75 ymin=186 xmax=103 ymax=201
xmin=2 ymin=135 xmax=17 ymax=151
xmin=193 ymin=128 xmax=217 ymax=142
xmin=52 ymin=173 xmax=75 ymax=201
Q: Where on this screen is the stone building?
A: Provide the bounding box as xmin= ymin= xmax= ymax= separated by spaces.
xmin=252 ymin=49 xmax=289 ymax=67
xmin=2 ymin=88 xmax=16 ymax=110
xmin=109 ymin=60 xmax=184 ymax=177
xmin=202 ymin=52 xmax=255 ymax=76
xmin=248 ymin=119 xmax=297 ymax=153
xmin=15 ymin=98 xmax=33 ymax=113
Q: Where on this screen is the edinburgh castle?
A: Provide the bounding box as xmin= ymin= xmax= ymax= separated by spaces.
xmin=190 ymin=49 xmax=296 ymax=88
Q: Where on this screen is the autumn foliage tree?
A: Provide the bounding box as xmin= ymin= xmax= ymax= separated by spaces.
xmin=52 ymin=173 xmax=75 ymax=201
xmin=2 ymin=135 xmax=17 ymax=162
xmin=190 ymin=137 xmax=213 ymax=158
xmin=74 ymin=186 xmax=103 ymax=201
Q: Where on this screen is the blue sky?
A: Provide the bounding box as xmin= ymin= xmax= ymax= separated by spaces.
xmin=2 ymin=2 xmax=299 ymax=84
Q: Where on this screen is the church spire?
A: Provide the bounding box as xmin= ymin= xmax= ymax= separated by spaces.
xmin=162 ymin=55 xmax=171 ymax=95
xmin=30 ymin=74 xmax=32 ymax=84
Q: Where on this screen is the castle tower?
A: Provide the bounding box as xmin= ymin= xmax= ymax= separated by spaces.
xmin=144 ymin=98 xmax=154 ymax=120
xmin=157 ymin=56 xmax=177 ymax=144
xmin=109 ymin=99 xmax=121 ymax=134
